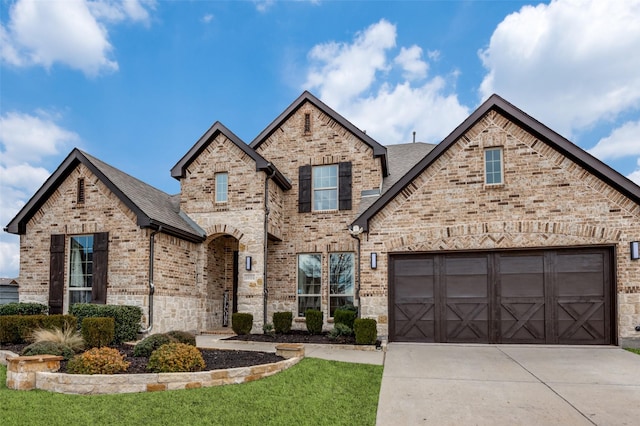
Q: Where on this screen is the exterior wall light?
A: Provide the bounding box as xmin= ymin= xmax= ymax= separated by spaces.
xmin=246 ymin=256 xmax=252 ymax=271
xmin=631 ymin=242 xmax=639 ymax=261
xmin=371 ymin=252 xmax=377 ymax=269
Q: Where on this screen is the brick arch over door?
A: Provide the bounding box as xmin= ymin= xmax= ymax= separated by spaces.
xmin=203 ymin=224 xmax=244 ymax=243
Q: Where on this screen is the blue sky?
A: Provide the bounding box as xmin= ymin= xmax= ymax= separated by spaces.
xmin=1 ymin=0 xmax=640 ymax=277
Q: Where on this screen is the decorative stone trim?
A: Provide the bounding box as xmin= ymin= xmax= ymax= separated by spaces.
xmin=6 ymin=354 xmax=63 ymax=390
xmin=31 ymin=356 xmax=301 ymax=395
xmin=275 ymin=343 xmax=304 ymax=359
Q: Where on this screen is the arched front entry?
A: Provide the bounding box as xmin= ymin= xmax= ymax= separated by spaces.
xmin=205 ymin=234 xmax=239 ymax=329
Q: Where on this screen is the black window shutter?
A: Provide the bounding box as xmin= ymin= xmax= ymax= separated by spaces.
xmin=49 ymin=234 xmax=65 ymax=315
xmin=92 ymin=232 xmax=109 ymax=304
xmin=339 ymin=161 xmax=352 ymax=211
xmin=299 ymin=165 xmax=312 ymax=213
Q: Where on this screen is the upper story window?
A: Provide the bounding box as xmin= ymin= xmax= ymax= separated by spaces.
xmin=215 ymin=172 xmax=228 ymax=203
xmin=313 ymin=165 xmax=338 ymax=211
xmin=484 ymin=147 xmax=503 ymax=185
xmin=298 ymin=162 xmax=352 ymax=213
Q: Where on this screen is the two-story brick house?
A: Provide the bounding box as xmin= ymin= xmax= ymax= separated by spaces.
xmin=5 ymin=92 xmax=640 ymax=346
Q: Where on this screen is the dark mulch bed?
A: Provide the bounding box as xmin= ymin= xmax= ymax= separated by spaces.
xmin=228 ymin=329 xmax=357 ymax=345
xmin=1 ymin=343 xmax=284 ymax=374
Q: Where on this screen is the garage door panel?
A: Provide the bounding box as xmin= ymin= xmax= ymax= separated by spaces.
xmin=390 ymin=248 xmax=613 ymax=345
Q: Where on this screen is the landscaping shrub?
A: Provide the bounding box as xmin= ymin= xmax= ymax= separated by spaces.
xmin=334 ymin=309 xmax=357 ymax=330
xmin=231 ymin=313 xmax=253 ymax=335
xmin=0 ymin=302 xmax=48 ymax=316
xmin=305 ymin=309 xmax=323 ymax=335
xmin=67 ymin=347 xmax=130 ymax=375
xmin=21 ymin=341 xmax=75 ymax=360
xmin=82 ymin=317 xmax=115 ymax=348
xmin=30 ymin=326 xmax=84 ymax=353
xmin=70 ymin=304 xmax=142 ymax=343
xmin=263 ymin=323 xmax=275 ymax=338
xmin=354 ymin=318 xmax=377 ymax=345
xmin=273 ymin=311 xmax=292 ymax=334
xmin=328 ymin=323 xmax=353 ymax=340
xmin=0 ymin=314 xmax=76 ymax=344
xmin=133 ymin=333 xmax=177 ymax=358
xmin=165 ymin=330 xmax=196 ymax=346
xmin=147 ymin=343 xmax=205 ymax=373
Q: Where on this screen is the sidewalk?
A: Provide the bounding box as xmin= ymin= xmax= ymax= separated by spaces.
xmin=196 ymin=334 xmax=385 ymax=365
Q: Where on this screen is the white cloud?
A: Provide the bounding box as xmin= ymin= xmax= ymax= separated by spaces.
xmin=628 ymin=159 xmax=640 ymax=185
xmin=304 ymin=19 xmax=468 ymax=144
xmin=479 ymin=0 xmax=640 ymax=138
xmin=1 ymin=0 xmax=155 ymax=76
xmin=0 ymin=111 xmax=79 ymax=277
xmin=588 ymin=120 xmax=640 ymax=160
xmin=254 ymin=0 xmax=275 ymax=13
xmin=394 ymin=46 xmax=428 ymax=81
xmin=202 ymin=14 xmax=214 ymax=24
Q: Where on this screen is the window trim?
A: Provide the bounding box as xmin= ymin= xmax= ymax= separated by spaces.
xmin=312 ymin=164 xmax=338 ymax=211
xmin=329 ymin=252 xmax=355 ymax=318
xmin=215 ymin=172 xmax=228 ymax=203
xmin=484 ymin=147 xmax=504 ymax=185
xmin=297 ymin=253 xmax=322 ymax=317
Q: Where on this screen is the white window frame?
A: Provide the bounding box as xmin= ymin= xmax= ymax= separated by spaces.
xmin=68 ymin=235 xmax=93 ymax=304
xmin=484 ymin=147 xmax=504 ymax=185
xmin=312 ymin=164 xmax=338 ymax=211
xmin=329 ymin=252 xmax=355 ymax=317
xmin=297 ymin=253 xmax=322 ymax=316
xmin=215 ymin=172 xmax=228 ymax=203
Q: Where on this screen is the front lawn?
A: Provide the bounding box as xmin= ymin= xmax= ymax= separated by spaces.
xmin=0 ymin=358 xmax=382 ymax=425
xmin=625 ymin=348 xmax=640 ymax=355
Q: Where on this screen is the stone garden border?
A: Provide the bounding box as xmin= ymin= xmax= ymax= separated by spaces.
xmin=1 ymin=343 xmax=304 ymax=395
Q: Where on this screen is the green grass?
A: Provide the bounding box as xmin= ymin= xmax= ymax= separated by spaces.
xmin=0 ymin=358 xmax=382 ymax=426
xmin=625 ymin=348 xmax=640 ymax=355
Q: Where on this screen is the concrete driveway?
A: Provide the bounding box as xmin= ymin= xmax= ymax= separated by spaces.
xmin=376 ymin=344 xmax=640 ymax=426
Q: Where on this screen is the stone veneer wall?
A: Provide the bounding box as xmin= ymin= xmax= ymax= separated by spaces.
xmin=360 ymin=110 xmax=640 ymax=341
xmin=254 ymin=102 xmax=383 ymax=327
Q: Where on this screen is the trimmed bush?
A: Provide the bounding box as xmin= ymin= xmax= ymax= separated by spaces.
xmin=263 ymin=323 xmax=275 ymax=338
xmin=334 ymin=309 xmax=357 ymax=330
xmin=0 ymin=314 xmax=76 ymax=344
xmin=305 ymin=309 xmax=323 ymax=335
xmin=67 ymin=347 xmax=130 ymax=375
xmin=231 ymin=313 xmax=253 ymax=335
xmin=30 ymin=326 xmax=84 ymax=353
xmin=147 ymin=343 xmax=205 ymax=373
xmin=354 ymin=318 xmax=377 ymax=345
xmin=21 ymin=341 xmax=75 ymax=360
xmin=133 ymin=333 xmax=177 ymax=358
xmin=70 ymin=304 xmax=142 ymax=343
xmin=165 ymin=330 xmax=196 ymax=346
xmin=0 ymin=302 xmax=48 ymax=316
xmin=328 ymin=323 xmax=353 ymax=340
xmin=273 ymin=311 xmax=293 ymax=334
xmin=82 ymin=317 xmax=115 ymax=348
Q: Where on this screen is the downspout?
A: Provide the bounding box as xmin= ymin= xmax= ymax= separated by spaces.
xmin=263 ymin=165 xmax=276 ymax=328
xmin=140 ymin=226 xmax=162 ymax=334
xmin=348 ymin=226 xmax=364 ymax=317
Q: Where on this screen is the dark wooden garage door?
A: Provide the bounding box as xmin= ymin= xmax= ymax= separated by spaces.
xmin=390 ymin=248 xmax=613 ymax=344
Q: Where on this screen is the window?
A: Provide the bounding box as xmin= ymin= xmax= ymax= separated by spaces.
xmin=484 ymin=148 xmax=503 ymax=185
xmin=69 ymin=235 xmax=93 ymax=304
xmin=215 ymin=172 xmax=228 ymax=203
xmin=312 ymin=165 xmax=338 ymax=211
xmin=77 ymin=178 xmax=85 ymax=204
xmin=304 ymin=113 xmax=311 ymax=133
xmin=297 ymin=254 xmax=321 ymax=316
xmin=329 ymin=253 xmax=354 ymax=317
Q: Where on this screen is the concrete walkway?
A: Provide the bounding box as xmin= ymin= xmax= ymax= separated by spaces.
xmin=376 ymin=344 xmax=640 ymax=426
xmin=196 ymin=334 xmax=385 ymax=365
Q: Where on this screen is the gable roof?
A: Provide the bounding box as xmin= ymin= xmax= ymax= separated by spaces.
xmin=353 ymin=93 xmax=640 ymax=231
xmin=5 ymin=149 xmax=206 ymax=242
xmin=171 ymin=121 xmax=291 ymax=190
xmin=250 ymin=91 xmax=389 ymax=177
